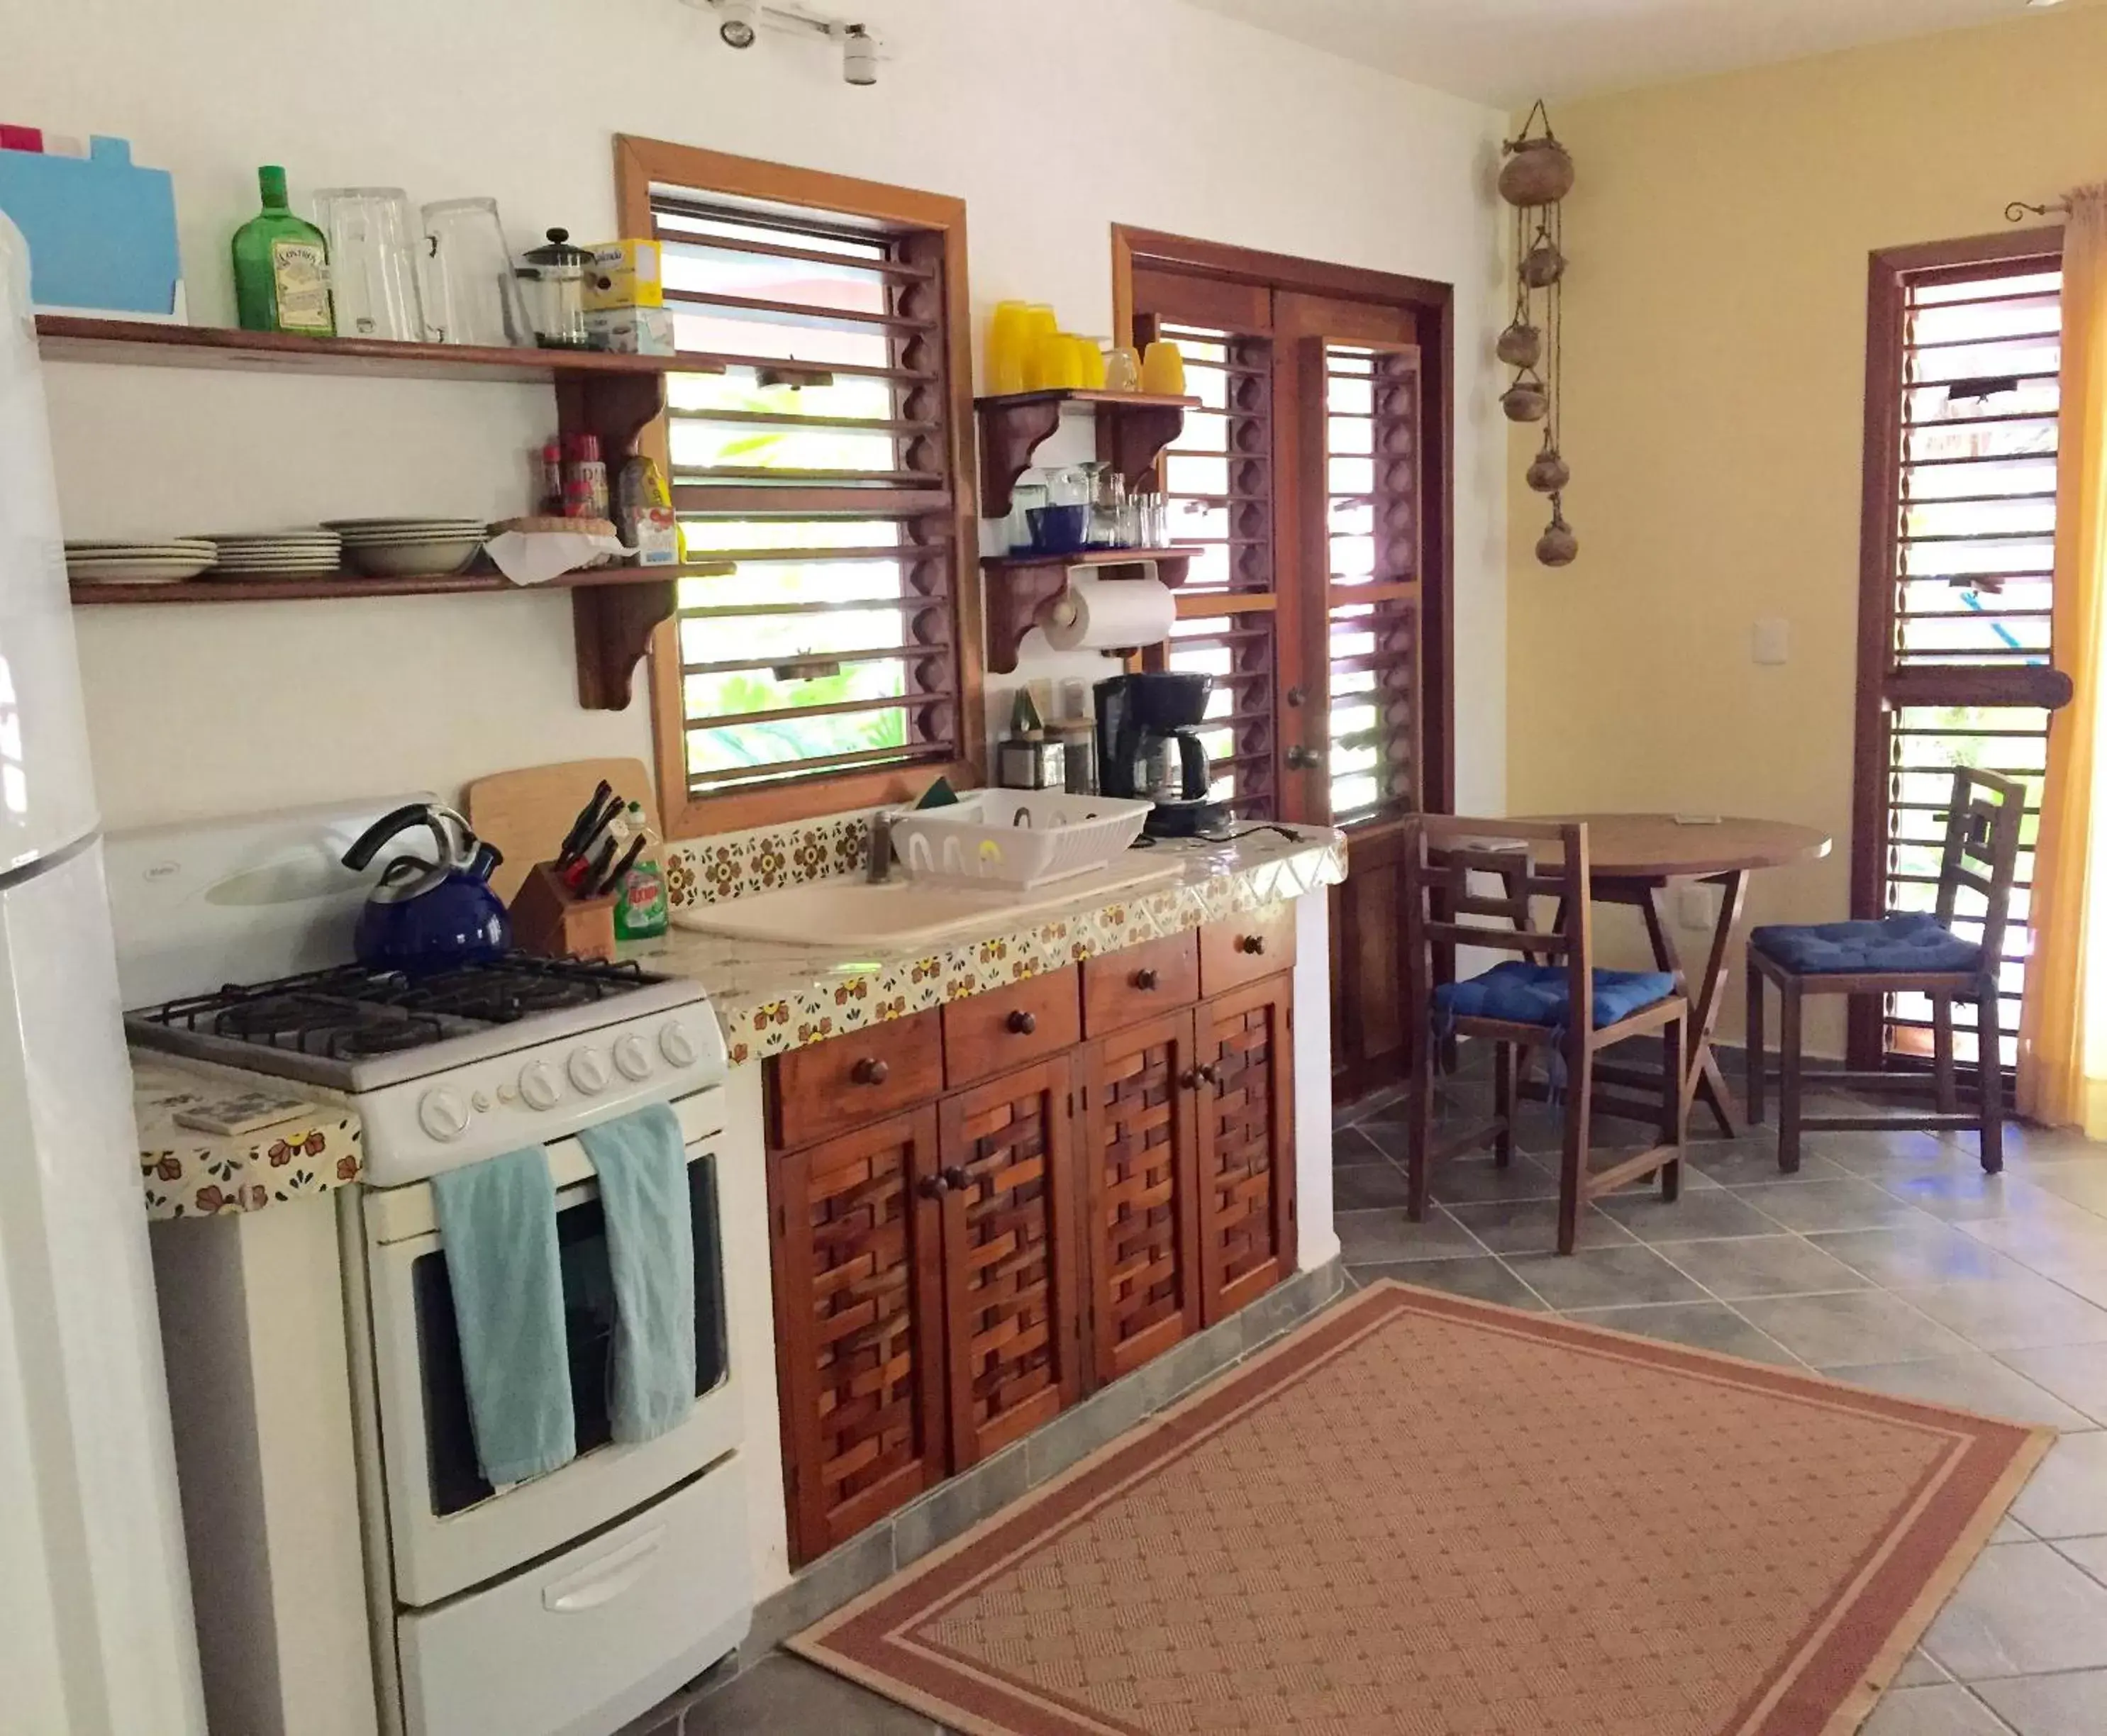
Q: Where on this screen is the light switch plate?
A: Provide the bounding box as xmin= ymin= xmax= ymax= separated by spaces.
xmin=1753 ymin=618 xmax=1790 ymax=665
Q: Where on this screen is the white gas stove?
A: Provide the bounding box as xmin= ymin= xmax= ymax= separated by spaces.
xmin=106 ymin=798 xmax=729 ymax=1186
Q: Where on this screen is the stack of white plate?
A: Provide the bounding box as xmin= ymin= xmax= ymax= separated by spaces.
xmin=65 ymin=538 xmax=218 ymax=585
xmin=203 ymin=530 xmax=345 ymax=579
xmin=324 ymin=518 xmax=489 ymax=579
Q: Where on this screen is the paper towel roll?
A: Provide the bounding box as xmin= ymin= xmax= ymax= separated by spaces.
xmin=1042 ymin=574 xmax=1177 ymax=652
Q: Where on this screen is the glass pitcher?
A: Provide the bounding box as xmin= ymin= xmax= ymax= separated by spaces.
xmin=421 ymin=197 xmax=532 ymax=347
xmin=312 ymin=188 xmax=424 ymax=342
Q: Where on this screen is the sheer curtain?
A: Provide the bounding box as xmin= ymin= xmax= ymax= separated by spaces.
xmin=2020 ymin=187 xmax=2107 ymax=1132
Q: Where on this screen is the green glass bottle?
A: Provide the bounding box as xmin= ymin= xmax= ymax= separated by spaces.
xmin=231 ymin=166 xmax=333 ymax=336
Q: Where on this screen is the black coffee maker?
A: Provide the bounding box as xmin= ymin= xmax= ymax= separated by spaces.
xmin=1095 ymin=672 xmax=1231 ymax=840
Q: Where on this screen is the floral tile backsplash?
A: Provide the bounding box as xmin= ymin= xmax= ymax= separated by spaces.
xmin=664 ymin=810 xmax=876 ymax=909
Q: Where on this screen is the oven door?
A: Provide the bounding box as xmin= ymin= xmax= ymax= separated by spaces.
xmin=364 ymin=1086 xmax=741 ymax=1608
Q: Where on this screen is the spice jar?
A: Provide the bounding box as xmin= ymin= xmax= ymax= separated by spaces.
xmin=517 ymin=227 xmax=591 ymax=350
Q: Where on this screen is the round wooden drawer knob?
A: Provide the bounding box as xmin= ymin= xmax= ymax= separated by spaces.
xmin=1133 ymin=968 xmax=1160 ymax=991
xmin=942 ymin=1166 xmax=969 ymax=1191
xmin=1008 ymin=1009 xmax=1038 ymax=1035
xmin=852 ymin=1057 xmax=890 ymax=1086
xmin=917 ymin=1174 xmax=947 ymax=1199
xmin=1238 ymin=934 xmax=1267 ymax=956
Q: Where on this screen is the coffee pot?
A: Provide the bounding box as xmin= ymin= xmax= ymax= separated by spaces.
xmin=1094 ymin=672 xmax=1230 ymax=840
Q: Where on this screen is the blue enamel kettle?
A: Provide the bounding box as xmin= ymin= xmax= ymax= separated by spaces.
xmin=340 ymin=802 xmax=510 ymax=974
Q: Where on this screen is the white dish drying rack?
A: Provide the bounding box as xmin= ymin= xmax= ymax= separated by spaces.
xmin=888 ymin=791 xmax=1153 ymax=889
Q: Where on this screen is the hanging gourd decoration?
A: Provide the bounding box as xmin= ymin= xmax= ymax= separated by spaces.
xmin=1525 ymin=433 xmax=1570 ymax=494
xmin=1501 ymin=375 xmax=1548 ymax=423
xmin=1536 ymin=496 xmax=1579 ymax=567
xmin=1496 ymin=318 xmax=1541 ymax=369
xmin=1498 ymin=100 xmax=1578 ymax=567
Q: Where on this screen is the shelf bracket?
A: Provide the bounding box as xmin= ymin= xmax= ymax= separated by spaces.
xmin=981 ymin=551 xmax=1193 ymax=675
xmin=977 ymin=398 xmax=1067 ymax=521
xmin=573 ymin=579 xmax=678 ymax=710
xmin=1104 ymin=402 xmax=1188 ymax=494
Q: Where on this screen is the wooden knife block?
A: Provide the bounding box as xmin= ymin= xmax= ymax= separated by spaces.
xmin=509 ymin=862 xmax=618 ymax=963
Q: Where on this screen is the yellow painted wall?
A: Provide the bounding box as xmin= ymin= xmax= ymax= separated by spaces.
xmin=1507 ymin=6 xmax=2107 ymax=1053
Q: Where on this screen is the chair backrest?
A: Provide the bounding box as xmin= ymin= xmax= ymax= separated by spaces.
xmin=1401 ymin=815 xmax=1598 ymax=1037
xmin=1933 ymin=766 xmax=2026 ymax=975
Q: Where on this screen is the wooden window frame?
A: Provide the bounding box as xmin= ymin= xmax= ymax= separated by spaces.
xmin=1850 ymin=225 xmax=2067 ymax=1071
xmin=1110 ymin=226 xmax=1457 ymax=816
xmin=616 ymin=135 xmax=985 ymax=839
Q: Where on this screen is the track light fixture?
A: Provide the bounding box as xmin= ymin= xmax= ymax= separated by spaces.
xmin=691 ymin=0 xmax=883 ymax=84
xmin=716 ymin=0 xmax=759 ymax=48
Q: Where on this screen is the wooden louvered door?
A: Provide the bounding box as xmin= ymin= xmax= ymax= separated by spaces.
xmin=1855 ymin=232 xmax=2071 ymax=1077
xmin=1082 ymin=1011 xmax=1203 ymax=1384
xmin=768 ymin=1106 xmax=947 ymax=1566
xmin=1196 ymin=979 xmax=1296 ymax=1324
xmin=935 ymin=1057 xmax=1084 ymax=1469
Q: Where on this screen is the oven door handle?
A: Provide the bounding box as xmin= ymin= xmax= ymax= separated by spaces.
xmin=540 ymin=1524 xmax=669 ymax=1614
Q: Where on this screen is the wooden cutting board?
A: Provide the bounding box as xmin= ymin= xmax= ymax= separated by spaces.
xmin=463 ymin=758 xmax=660 ymax=905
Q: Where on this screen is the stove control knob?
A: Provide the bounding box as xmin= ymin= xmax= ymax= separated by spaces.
xmin=418 ymin=1087 xmax=472 ymax=1143
xmin=518 ymin=1062 xmax=562 ymax=1112
xmin=613 ymin=1034 xmax=653 ymax=1081
xmin=659 ymin=1023 xmax=699 ymax=1069
xmin=568 ymin=1048 xmax=611 ymax=1096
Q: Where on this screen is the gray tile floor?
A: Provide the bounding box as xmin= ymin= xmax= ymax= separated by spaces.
xmin=647 ymin=1069 xmax=2107 ymax=1734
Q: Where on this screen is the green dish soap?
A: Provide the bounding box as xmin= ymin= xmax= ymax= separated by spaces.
xmin=232 ymin=165 xmax=333 ymax=336
xmin=612 ymin=803 xmax=670 ymax=941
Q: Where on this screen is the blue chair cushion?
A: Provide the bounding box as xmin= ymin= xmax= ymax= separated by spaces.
xmin=1433 ymin=962 xmax=1677 ymax=1030
xmin=1750 ymin=913 xmax=1983 ymax=976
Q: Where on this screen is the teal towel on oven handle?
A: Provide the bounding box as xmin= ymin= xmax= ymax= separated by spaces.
xmin=428 ymin=1147 xmax=576 ymax=1486
xmin=578 ymin=1103 xmax=697 ymax=1445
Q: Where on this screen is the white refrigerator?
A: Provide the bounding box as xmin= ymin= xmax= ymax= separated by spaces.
xmin=0 ymin=213 xmax=206 ymax=1732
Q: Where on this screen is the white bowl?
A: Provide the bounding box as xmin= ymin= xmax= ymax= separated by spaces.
xmin=343 ymin=537 xmax=484 ymax=578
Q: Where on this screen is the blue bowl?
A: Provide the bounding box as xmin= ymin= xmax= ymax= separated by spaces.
xmin=1026 ymin=503 xmax=1091 ymax=556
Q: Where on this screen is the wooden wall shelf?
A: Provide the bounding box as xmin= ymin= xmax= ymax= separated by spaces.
xmin=981 ymin=546 xmax=1198 ymax=675
xmin=34 ymin=315 xmax=725 ymax=383
xmin=974 ymin=389 xmax=1199 ymax=518
xmin=37 ymin=317 xmax=735 ymax=712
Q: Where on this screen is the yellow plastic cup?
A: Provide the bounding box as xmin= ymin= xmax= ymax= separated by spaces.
xmin=1140 ymin=340 xmax=1187 ymax=396
xmin=1077 ymin=338 xmax=1108 ymax=391
xmin=986 ymin=300 xmax=1031 ymax=396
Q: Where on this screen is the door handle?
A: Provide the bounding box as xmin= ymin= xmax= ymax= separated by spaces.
xmin=942 ymin=1165 xmax=969 ymax=1191
xmin=1285 ymin=745 xmax=1321 ymax=772
xmin=542 ymin=1525 xmax=667 ymax=1613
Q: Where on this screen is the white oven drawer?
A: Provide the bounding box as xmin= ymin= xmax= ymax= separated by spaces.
xmin=398 ymin=1457 xmax=751 ymax=1736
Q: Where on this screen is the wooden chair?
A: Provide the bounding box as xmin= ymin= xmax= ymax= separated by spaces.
xmin=1746 ymin=767 xmax=2025 ymax=1174
xmin=1402 ymin=817 xmax=1691 ymax=1254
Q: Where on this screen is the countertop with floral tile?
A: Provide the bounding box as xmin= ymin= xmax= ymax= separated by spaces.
xmin=628 ymin=823 xmax=1346 ymax=1067
xmin=133 ymin=1053 xmax=361 ymax=1222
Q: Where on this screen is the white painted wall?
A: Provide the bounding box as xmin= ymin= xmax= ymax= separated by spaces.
xmin=8 ymin=0 xmax=1508 ymax=831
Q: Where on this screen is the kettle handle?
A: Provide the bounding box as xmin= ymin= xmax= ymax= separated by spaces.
xmin=342 ymin=803 xmax=453 ymax=874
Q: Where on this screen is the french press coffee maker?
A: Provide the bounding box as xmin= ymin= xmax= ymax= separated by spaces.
xmin=516 ymin=227 xmax=592 ymax=350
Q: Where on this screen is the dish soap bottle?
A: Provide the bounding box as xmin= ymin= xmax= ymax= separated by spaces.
xmin=232 ymin=165 xmax=333 ymax=336
xmin=611 ymin=802 xmax=670 ymax=942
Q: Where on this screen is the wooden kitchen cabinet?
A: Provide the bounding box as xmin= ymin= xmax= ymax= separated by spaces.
xmin=1196 ymin=976 xmax=1296 ymax=1324
xmin=765 ymin=916 xmax=1299 ymax=1565
xmin=937 ymin=1055 xmax=1084 ymax=1467
xmin=1080 ymin=1009 xmax=1203 ymax=1384
xmin=767 ymin=1106 xmax=949 ymax=1567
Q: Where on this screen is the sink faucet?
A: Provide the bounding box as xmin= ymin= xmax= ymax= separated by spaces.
xmin=867 ymin=809 xmax=894 ymax=883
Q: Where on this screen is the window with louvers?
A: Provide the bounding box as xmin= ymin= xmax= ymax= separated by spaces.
xmin=1318 ymin=343 xmax=1423 ymax=825
xmin=648 ymin=191 xmax=967 ymax=803
xmin=1151 ymin=321 xmax=1278 ymax=818
xmin=1869 ymin=253 xmax=2062 ymax=1071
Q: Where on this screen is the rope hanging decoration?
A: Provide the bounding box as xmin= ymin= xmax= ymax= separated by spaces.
xmin=1499 ymin=99 xmax=1577 ymax=567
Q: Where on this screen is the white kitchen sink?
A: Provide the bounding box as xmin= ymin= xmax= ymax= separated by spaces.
xmin=672 ymin=857 xmax=1181 ymax=951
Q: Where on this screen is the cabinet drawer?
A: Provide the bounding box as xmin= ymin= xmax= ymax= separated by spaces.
xmin=768 ymin=1009 xmax=943 ymax=1150
xmin=1082 ymin=932 xmax=1200 ymax=1035
xmin=941 ymin=969 xmax=1080 ymax=1089
xmin=1199 ymin=904 xmax=1298 ymax=997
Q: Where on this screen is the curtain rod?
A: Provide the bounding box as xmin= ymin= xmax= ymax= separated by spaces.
xmin=2007 ymin=198 xmax=2072 ymax=223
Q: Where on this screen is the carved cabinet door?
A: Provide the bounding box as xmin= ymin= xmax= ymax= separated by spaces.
xmin=768 ymin=1106 xmax=948 ymax=1567
xmin=935 ymin=1055 xmax=1084 ymax=1469
xmin=1081 ymin=1010 xmax=1203 ymax=1386
xmin=1196 ymin=977 xmax=1297 ymax=1325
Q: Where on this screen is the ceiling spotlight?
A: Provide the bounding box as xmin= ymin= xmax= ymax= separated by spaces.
xmin=716 ymin=0 xmax=759 ymax=48
xmin=841 ymin=23 xmax=879 ymax=85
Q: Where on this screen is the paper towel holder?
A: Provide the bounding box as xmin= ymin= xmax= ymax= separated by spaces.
xmin=981 ymin=545 xmax=1196 ymax=674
